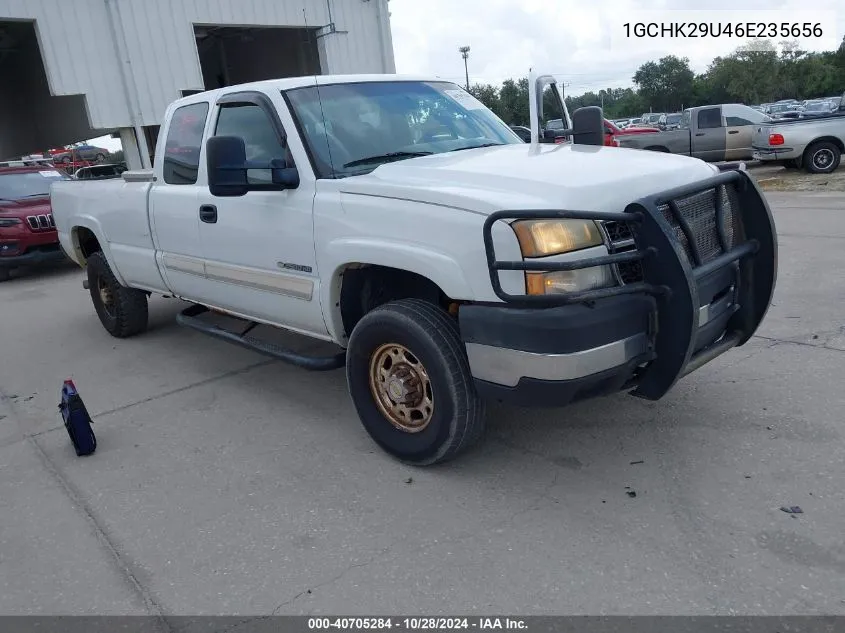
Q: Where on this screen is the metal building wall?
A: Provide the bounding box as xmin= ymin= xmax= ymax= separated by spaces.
xmin=0 ymin=0 xmax=395 ymax=129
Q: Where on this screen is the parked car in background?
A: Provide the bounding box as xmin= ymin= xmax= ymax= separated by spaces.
xmin=658 ymin=112 xmax=683 ymax=130
xmin=616 ymin=103 xmax=771 ymax=162
xmin=752 ymin=93 xmax=845 ymax=173
xmin=51 ymin=143 xmax=110 ymax=164
xmin=73 ymin=163 xmax=129 ymax=180
xmin=799 ymin=100 xmax=838 ymax=118
xmin=509 ymin=125 xmax=531 ymax=142
xmin=640 ymin=112 xmax=664 ymax=127
xmin=603 ymin=118 xmax=659 ymax=146
xmin=767 ymin=103 xmax=800 ymax=119
xmin=0 ymin=165 xmax=70 ymax=281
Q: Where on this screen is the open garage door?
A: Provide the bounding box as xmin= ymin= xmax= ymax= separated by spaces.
xmin=194 ymin=25 xmax=321 ymax=91
xmin=0 ymin=20 xmax=112 ymax=160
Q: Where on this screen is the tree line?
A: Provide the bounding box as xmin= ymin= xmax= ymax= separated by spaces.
xmin=468 ymin=37 xmax=845 ymax=126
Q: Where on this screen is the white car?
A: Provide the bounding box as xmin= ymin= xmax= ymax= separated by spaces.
xmin=50 ymin=72 xmax=778 ymax=465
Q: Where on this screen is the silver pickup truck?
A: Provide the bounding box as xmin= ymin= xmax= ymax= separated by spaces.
xmin=751 ymin=94 xmax=845 ymax=173
xmin=616 ymin=104 xmax=772 ymax=162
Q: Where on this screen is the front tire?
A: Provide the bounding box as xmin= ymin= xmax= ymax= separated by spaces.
xmin=346 ymin=299 xmax=486 ymax=466
xmin=86 ymin=251 xmax=148 ymax=338
xmin=804 ymin=141 xmax=841 ymax=174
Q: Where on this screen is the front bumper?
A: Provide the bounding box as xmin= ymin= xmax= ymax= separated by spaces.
xmin=466 ymin=168 xmax=778 ymax=407
xmin=0 ymin=243 xmax=67 ymax=268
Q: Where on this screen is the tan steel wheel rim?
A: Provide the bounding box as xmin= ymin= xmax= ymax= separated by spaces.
xmin=368 ymin=343 xmax=434 ymax=433
xmin=97 ymin=277 xmax=116 ymax=318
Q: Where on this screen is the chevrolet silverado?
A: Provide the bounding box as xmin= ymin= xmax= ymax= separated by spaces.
xmin=50 ymin=73 xmax=778 ymax=466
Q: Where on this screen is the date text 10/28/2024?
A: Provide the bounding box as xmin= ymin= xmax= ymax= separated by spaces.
xmin=622 ymin=22 xmax=824 ymax=39
xmin=308 ymin=618 xmax=528 ymax=630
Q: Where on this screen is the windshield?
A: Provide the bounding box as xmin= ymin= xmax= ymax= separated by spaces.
xmin=666 ymin=114 xmax=682 ymax=124
xmin=285 ymin=80 xmax=522 ymax=178
xmin=0 ymin=170 xmax=68 ymax=199
xmin=769 ymin=104 xmax=794 ymax=113
xmin=804 ymin=102 xmax=828 ymax=112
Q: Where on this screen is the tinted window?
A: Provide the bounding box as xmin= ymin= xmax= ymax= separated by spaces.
xmin=214 ymin=103 xmax=287 ymax=185
xmin=162 ymin=102 xmax=209 ymax=185
xmin=697 ymin=108 xmax=722 ymax=129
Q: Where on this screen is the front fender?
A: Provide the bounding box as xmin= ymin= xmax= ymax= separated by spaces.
xmin=320 ymin=237 xmax=476 ymax=342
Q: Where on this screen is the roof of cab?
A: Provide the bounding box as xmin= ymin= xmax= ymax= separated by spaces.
xmin=170 ymin=73 xmax=453 ymax=108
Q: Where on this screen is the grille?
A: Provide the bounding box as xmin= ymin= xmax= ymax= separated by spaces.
xmin=602 ymin=183 xmax=744 ymax=285
xmin=657 ymin=184 xmax=742 ymax=265
xmin=601 ymin=219 xmax=643 ymax=284
xmin=26 ymin=214 xmax=55 ymax=230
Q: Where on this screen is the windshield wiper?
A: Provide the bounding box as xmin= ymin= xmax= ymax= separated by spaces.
xmin=451 ymin=142 xmax=505 ymax=152
xmin=343 ymin=151 xmax=432 ymax=168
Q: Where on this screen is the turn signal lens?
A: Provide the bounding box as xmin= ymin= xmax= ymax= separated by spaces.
xmin=525 ymin=266 xmax=615 ymax=295
xmin=512 ymin=219 xmax=603 ymax=258
xmin=769 ymin=133 xmax=785 ymax=146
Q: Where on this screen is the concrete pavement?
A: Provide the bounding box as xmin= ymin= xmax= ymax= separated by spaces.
xmin=1 ymin=191 xmax=844 ymax=616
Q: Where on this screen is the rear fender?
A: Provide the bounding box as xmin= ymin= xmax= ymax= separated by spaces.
xmin=69 ymin=218 xmax=127 ymax=287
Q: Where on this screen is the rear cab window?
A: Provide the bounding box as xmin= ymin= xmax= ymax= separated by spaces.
xmin=162 ymin=102 xmax=210 ymax=185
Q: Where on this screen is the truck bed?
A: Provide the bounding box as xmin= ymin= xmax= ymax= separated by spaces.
xmin=50 ymin=175 xmax=169 ymax=293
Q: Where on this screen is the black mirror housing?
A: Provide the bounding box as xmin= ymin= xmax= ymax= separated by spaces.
xmin=571 ymin=106 xmax=605 ymax=146
xmin=207 ymin=136 xmax=249 ymax=197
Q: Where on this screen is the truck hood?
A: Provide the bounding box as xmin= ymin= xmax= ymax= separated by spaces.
xmin=339 ymin=143 xmax=717 ymax=215
xmin=0 ymin=196 xmax=52 ymax=218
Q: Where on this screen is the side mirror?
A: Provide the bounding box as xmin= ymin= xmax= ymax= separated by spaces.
xmin=207 ymin=136 xmax=249 ymax=197
xmin=571 ymin=106 xmax=605 ymax=146
xmin=207 ymin=136 xmax=299 ymax=197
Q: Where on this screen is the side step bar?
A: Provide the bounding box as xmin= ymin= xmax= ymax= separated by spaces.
xmin=176 ymin=304 xmax=345 ymax=371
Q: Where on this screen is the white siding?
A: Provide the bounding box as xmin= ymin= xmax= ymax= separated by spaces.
xmin=0 ymin=0 xmax=395 ymax=128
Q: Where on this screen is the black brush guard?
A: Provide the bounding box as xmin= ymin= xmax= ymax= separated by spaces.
xmin=481 ymin=169 xmax=778 ymax=400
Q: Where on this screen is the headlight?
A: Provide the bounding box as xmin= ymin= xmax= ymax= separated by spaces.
xmin=0 ymin=218 xmax=21 ymax=228
xmin=526 ymin=266 xmax=616 ymax=295
xmin=512 ymin=219 xmax=603 ymax=257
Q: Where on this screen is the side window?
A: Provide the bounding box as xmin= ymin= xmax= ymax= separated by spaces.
xmin=697 ymin=108 xmax=722 ymax=130
xmin=162 ymin=102 xmax=209 ymax=185
xmin=679 ymin=110 xmax=691 ymax=129
xmin=723 ymin=104 xmax=755 ymax=127
xmin=214 ymin=103 xmax=287 ymax=185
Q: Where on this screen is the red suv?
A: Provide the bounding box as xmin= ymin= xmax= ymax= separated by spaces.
xmin=0 ymin=165 xmax=70 ymax=281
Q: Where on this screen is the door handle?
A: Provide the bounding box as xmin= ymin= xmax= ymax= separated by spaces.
xmin=728 ymin=130 xmax=739 ymax=134
xmin=199 ymin=204 xmax=217 ymax=224
xmin=695 ymin=132 xmax=705 ymax=136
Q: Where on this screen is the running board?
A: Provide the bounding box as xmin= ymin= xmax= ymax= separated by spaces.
xmin=176 ymin=304 xmax=345 ymax=371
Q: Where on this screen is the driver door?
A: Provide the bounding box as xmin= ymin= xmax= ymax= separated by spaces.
xmin=195 ymin=91 xmax=327 ymax=337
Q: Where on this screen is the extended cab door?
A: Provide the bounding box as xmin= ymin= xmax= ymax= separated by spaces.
xmin=691 ymin=106 xmax=726 ymax=162
xmin=195 ymin=90 xmax=327 ymax=337
xmin=149 ymin=100 xmax=213 ymax=299
xmin=722 ymin=104 xmax=769 ymax=161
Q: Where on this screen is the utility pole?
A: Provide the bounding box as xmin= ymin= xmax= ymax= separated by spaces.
xmin=459 ymin=46 xmax=470 ymax=91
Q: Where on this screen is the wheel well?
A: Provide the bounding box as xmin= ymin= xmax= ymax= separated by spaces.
xmin=806 ymin=137 xmax=844 ymax=153
xmin=645 ymin=145 xmax=670 ymax=153
xmin=74 ymin=227 xmax=102 ymax=262
xmin=339 ymin=265 xmax=452 ymax=337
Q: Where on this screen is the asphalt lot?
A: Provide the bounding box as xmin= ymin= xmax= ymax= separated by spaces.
xmin=1 ymin=191 xmax=845 ymax=618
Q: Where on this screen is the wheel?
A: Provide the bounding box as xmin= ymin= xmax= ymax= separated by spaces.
xmin=0 ymin=268 xmax=11 ymax=282
xmin=804 ymin=141 xmax=841 ymax=174
xmin=60 ymin=155 xmax=71 ymax=164
xmin=346 ymin=298 xmax=486 ymax=466
xmin=86 ymin=251 xmax=148 ymax=338
xmin=94 ymin=153 xmax=106 ymax=163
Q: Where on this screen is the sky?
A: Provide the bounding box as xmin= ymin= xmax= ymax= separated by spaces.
xmin=89 ymin=0 xmax=843 ymax=151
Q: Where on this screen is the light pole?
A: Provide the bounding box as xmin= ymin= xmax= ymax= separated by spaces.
xmin=459 ymin=46 xmax=470 ymax=91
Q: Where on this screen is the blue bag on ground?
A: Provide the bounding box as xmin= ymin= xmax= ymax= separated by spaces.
xmin=58 ymin=379 xmax=96 ymax=456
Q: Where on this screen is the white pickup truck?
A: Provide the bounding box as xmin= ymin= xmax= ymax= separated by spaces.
xmin=51 ymin=72 xmax=778 ymax=466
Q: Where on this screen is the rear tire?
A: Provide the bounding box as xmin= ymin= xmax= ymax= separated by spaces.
xmin=86 ymin=251 xmax=148 ymax=338
xmin=346 ymin=298 xmax=486 ymax=466
xmin=804 ymin=141 xmax=841 ymax=174
xmin=0 ymin=268 xmax=11 ymax=282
